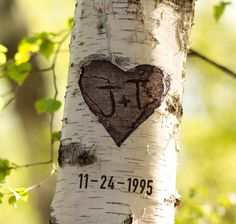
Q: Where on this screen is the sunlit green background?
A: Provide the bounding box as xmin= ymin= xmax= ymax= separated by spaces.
xmin=0 ymin=0 xmax=236 ymax=223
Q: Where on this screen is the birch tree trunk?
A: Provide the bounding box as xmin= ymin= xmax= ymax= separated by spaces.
xmin=50 ymin=0 xmax=195 ymax=223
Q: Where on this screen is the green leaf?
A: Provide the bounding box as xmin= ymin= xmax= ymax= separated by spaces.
xmin=67 ymin=17 xmax=74 ymax=28
xmin=0 ymin=44 xmax=7 ymax=53
xmin=52 ymin=131 xmax=61 ymax=142
xmin=37 ymin=32 xmax=54 ymax=59
xmin=15 ymin=32 xmax=54 ymax=63
xmin=8 ymin=195 xmax=17 ymax=207
xmin=35 ymin=98 xmax=61 ymax=114
xmin=0 ymin=45 xmax=7 ymax=65
xmin=8 ymin=188 xmax=29 ymax=207
xmin=214 ymin=1 xmax=231 ymax=21
xmin=0 ymin=52 xmax=6 ymax=66
xmin=16 ymin=188 xmax=29 ymax=202
xmin=40 ymin=39 xmax=54 ymax=59
xmin=0 ymin=192 xmax=4 ymax=204
xmin=18 ymin=36 xmax=40 ymax=53
xmin=15 ymin=36 xmax=40 ymax=64
xmin=0 ymin=159 xmax=12 ymax=182
xmin=14 ymin=52 xmax=31 ymax=65
xmin=5 ymin=61 xmax=31 ymax=85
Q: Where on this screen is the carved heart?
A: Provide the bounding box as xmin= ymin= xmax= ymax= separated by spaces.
xmin=79 ymin=60 xmax=170 ymax=146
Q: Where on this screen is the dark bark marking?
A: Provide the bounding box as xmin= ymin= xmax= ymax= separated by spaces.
xmin=128 ymin=0 xmax=141 ymax=5
xmin=166 ymin=0 xmax=184 ymax=5
xmin=123 ymin=213 xmax=133 ymax=224
xmin=58 ymin=142 xmax=97 ymax=167
xmin=161 ymin=0 xmax=195 ymax=11
xmin=164 ymin=194 xmax=182 ymax=208
xmin=164 ymin=194 xmax=175 ymax=206
xmin=96 ymin=6 xmax=107 ymax=35
xmin=166 ymin=94 xmax=183 ymax=119
xmin=49 ymin=207 xmax=58 ymax=224
xmin=62 ymin=117 xmax=68 ymax=124
xmin=97 ymin=22 xmax=104 ymax=32
xmin=79 ymin=41 xmax=85 ymax=46
xmin=79 ymin=60 xmax=170 ymax=146
xmin=49 ymin=216 xmax=58 ymax=224
xmin=174 ymin=197 xmax=181 ymax=208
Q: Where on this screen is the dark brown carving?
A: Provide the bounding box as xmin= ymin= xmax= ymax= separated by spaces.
xmin=79 ymin=60 xmax=170 ymax=146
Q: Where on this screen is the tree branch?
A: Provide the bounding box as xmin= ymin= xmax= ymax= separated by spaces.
xmin=35 ymin=66 xmax=53 ymax=72
xmin=15 ymin=160 xmax=52 ymax=169
xmin=25 ymin=168 xmax=56 ymax=193
xmin=1 ymin=86 xmax=19 ymax=110
xmin=188 ymin=49 xmax=236 ymax=79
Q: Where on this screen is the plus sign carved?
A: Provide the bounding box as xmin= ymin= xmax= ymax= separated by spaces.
xmin=79 ymin=60 xmax=170 ymax=146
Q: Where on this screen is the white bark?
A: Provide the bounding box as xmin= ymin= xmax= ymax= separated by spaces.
xmin=51 ymin=0 xmax=195 ymax=223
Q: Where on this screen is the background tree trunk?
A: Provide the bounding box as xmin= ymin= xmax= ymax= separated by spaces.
xmin=51 ymin=0 xmax=195 ymax=223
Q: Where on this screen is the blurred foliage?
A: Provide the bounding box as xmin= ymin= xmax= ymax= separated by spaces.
xmin=0 ymin=44 xmax=7 ymax=65
xmin=4 ymin=61 xmax=31 ymax=85
xmin=0 ymin=25 xmax=70 ymax=208
xmin=52 ymin=131 xmax=61 ymax=143
xmin=0 ymin=159 xmax=29 ymax=208
xmin=0 ymin=159 xmax=14 ymax=183
xmin=0 ymin=1 xmax=74 ymax=223
xmin=15 ymin=32 xmax=55 ymax=65
xmin=8 ymin=188 xmax=29 ymax=208
xmin=176 ymin=187 xmax=236 ymax=224
xmin=0 ymin=0 xmax=236 ymax=223
xmin=35 ymin=98 xmax=61 ymax=114
xmin=176 ymin=1 xmax=236 ymax=224
xmin=214 ymin=1 xmax=231 ymax=21
xmin=0 ymin=29 xmax=71 ymax=86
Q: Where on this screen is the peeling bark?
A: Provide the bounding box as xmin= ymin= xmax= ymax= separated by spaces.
xmin=51 ymin=0 xmax=195 ymax=223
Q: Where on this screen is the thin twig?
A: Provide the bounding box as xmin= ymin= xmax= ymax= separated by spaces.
xmin=34 ymin=31 xmax=70 ymax=73
xmin=1 ymin=86 xmax=20 ymax=110
xmin=15 ymin=160 xmax=52 ymax=169
xmin=52 ymin=27 xmax=71 ymax=37
xmin=188 ymin=49 xmax=236 ymax=79
xmin=49 ymin=31 xmax=70 ymax=165
xmin=50 ymin=67 xmax=58 ymax=164
xmin=1 ymin=33 xmax=70 ymax=170
xmin=52 ymin=31 xmax=71 ymax=66
xmin=1 ymin=97 xmax=14 ymax=110
xmin=1 ymin=87 xmax=15 ymax=97
xmin=50 ymin=113 xmax=55 ymax=164
xmin=35 ymin=66 xmax=53 ymax=72
xmin=25 ymin=168 xmax=56 ymax=193
xmin=5 ymin=33 xmax=70 ymax=168
xmin=0 ymin=30 xmax=71 ymax=198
